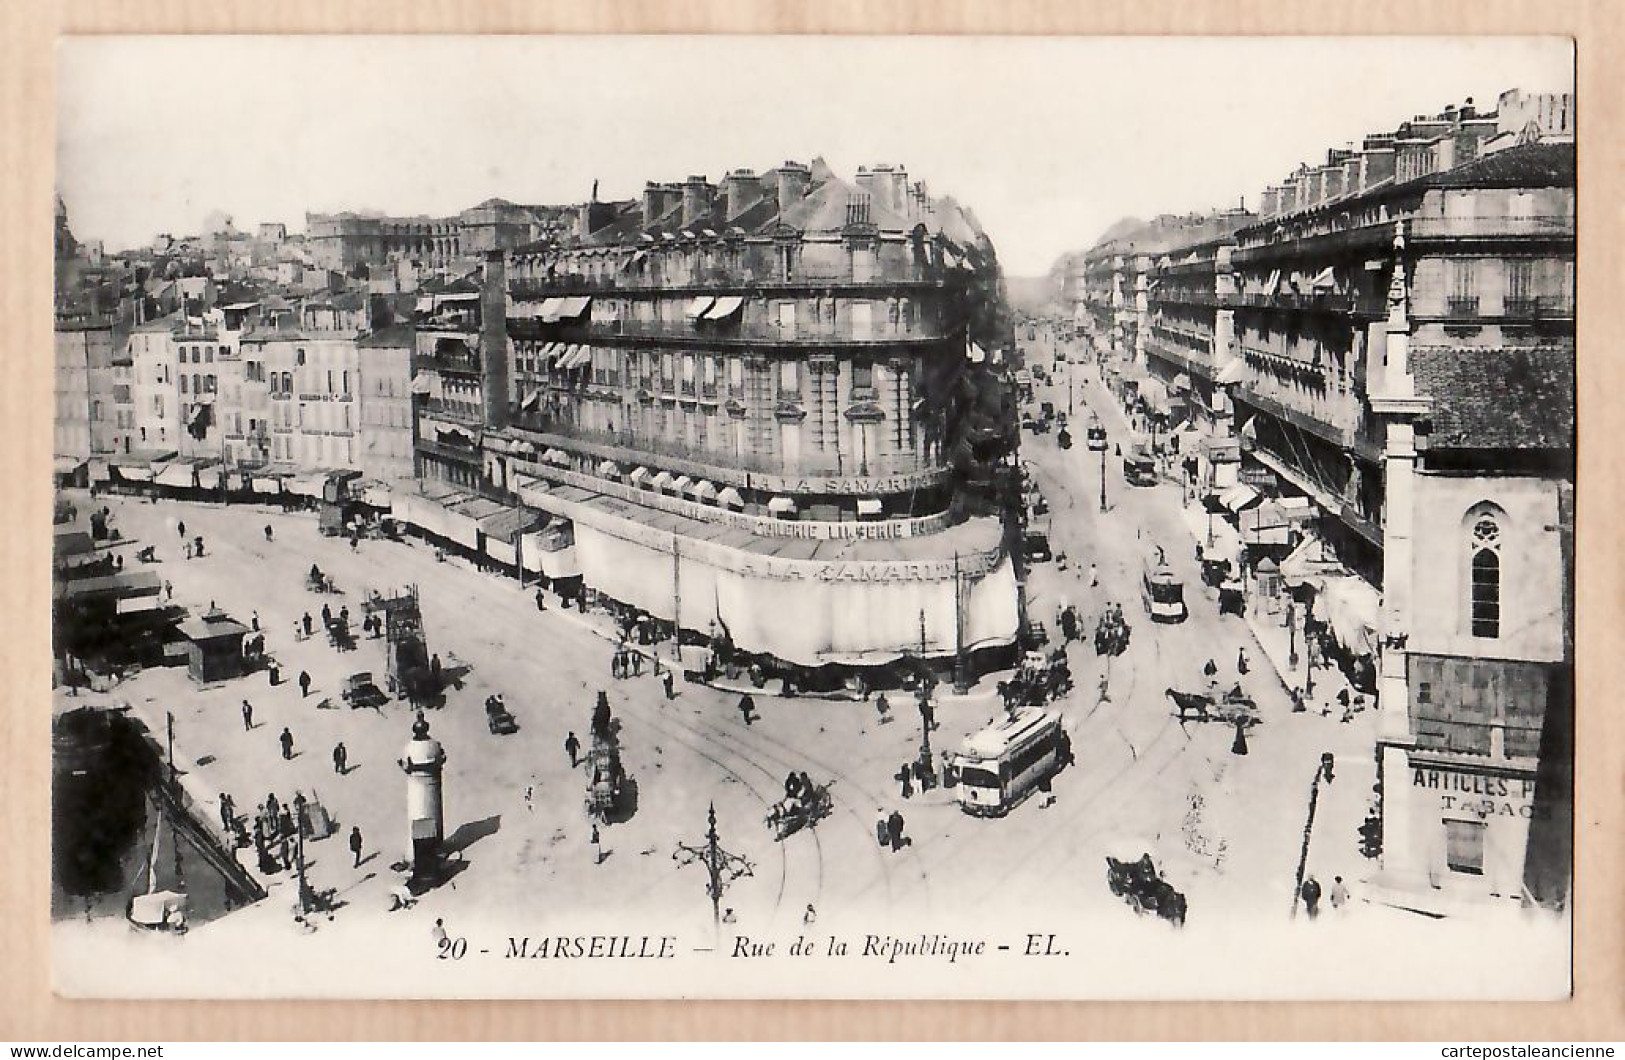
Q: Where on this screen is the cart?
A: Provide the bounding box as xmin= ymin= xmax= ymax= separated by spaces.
xmin=1106 ymin=853 xmax=1187 ymax=926
xmin=584 ymin=737 xmax=625 ymax=821
xmin=484 ymin=695 xmax=519 ymax=735
xmin=765 ymin=778 xmax=833 ymax=840
xmin=342 ymin=671 xmax=388 ymax=710
xmin=1164 ymin=684 xmax=1258 ymax=725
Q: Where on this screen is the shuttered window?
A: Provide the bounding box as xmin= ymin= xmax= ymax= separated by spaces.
xmin=1444 ymin=819 xmax=1485 ymax=875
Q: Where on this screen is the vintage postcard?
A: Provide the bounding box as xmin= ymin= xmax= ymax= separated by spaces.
xmin=49 ymin=34 xmax=1575 ymax=1000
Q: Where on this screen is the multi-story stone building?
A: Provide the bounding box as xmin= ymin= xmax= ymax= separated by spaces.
xmin=398 ymin=160 xmax=1020 ymax=675
xmin=1062 ymin=86 xmax=1576 ymax=910
xmin=357 ymin=325 xmax=418 ymax=484
xmin=129 ymin=317 xmax=180 ymax=452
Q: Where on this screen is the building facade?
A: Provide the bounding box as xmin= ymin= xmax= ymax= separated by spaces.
xmin=358 ymin=325 xmax=418 ymax=484
xmin=400 ymin=160 xmax=1021 ymax=673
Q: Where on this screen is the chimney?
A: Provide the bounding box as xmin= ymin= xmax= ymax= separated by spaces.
xmin=854 ymin=166 xmax=880 ymax=205
xmin=681 ymin=176 xmax=714 ymax=227
xmin=722 ymin=169 xmax=761 ymax=220
xmin=642 ymin=182 xmax=680 ymax=228
xmin=776 ymin=162 xmax=810 ymax=207
xmin=479 ymin=250 xmax=509 ymax=430
xmin=887 ymin=165 xmax=908 ymax=216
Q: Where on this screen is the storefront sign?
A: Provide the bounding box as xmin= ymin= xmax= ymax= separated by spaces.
xmin=1411 ymin=764 xmax=1540 ymax=819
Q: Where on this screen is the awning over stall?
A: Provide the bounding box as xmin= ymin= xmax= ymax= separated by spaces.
xmin=629 ymin=467 xmax=652 ymax=488
xmin=717 ymin=486 xmax=744 ymax=510
xmin=672 ymin=476 xmax=694 ymax=497
xmin=650 ymin=470 xmax=675 ymax=492
xmin=691 ymin=480 xmax=718 ymax=503
xmin=1219 ymin=484 xmax=1262 ymax=513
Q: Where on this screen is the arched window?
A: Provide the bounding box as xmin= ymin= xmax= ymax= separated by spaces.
xmin=1469 ymin=513 xmax=1501 ymax=639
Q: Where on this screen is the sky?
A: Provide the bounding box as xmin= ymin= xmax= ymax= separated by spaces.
xmin=57 ymin=36 xmax=1573 ymax=276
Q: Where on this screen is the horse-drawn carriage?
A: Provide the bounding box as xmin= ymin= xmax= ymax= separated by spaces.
xmin=1106 ymin=853 xmax=1187 ymax=926
xmin=327 ymin=617 xmax=355 ymax=652
xmin=584 ymin=736 xmax=625 ymax=822
xmin=1002 ymin=650 xmax=1073 ymax=708
xmin=1165 ymin=684 xmax=1258 ymax=725
xmin=765 ymin=774 xmax=833 ymax=840
xmin=484 ymin=694 xmax=518 ymax=735
xmin=1094 ymin=605 xmax=1131 ymax=657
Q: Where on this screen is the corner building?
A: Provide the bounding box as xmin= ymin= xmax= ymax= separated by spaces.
xmin=421 ymin=160 xmax=1021 ymax=674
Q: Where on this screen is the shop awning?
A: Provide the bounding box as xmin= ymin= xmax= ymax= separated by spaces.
xmin=543 ymin=449 xmax=570 ymax=467
xmin=629 ymin=467 xmax=651 ymax=488
xmin=54 ymin=456 xmax=86 ymax=476
xmin=650 ymin=471 xmax=676 ymax=492
xmin=1170 ymin=373 xmax=1191 ymax=392
xmin=409 ymin=373 xmax=434 ymax=395
xmin=857 ymin=498 xmax=883 ymax=517
xmin=288 ymin=474 xmax=327 ymax=498
xmin=717 ymin=485 xmax=744 ymax=509
xmin=767 ymin=496 xmax=797 ymax=515
xmin=252 ymin=475 xmax=283 ymax=494
xmin=362 ymin=482 xmax=394 ymax=509
xmin=117 ymin=465 xmax=154 ymax=482
xmin=1277 ymin=496 xmax=1316 ymax=521
xmin=684 ymin=296 xmax=716 ymax=320
xmin=556 ymin=296 xmax=592 ymax=320
xmin=537 ymin=297 xmax=565 ymax=321
xmin=521 ymin=390 xmax=542 ymax=411
xmin=672 ymin=476 xmax=695 ymax=497
xmin=1313 ymin=576 xmax=1380 ymax=658
xmin=1220 ymin=484 xmax=1262 ymax=513
xmin=702 ymin=296 xmax=744 ymax=321
xmin=966 ymin=341 xmax=987 ymax=364
xmin=1309 ymin=266 xmax=1338 ymax=291
xmin=196 ymin=466 xmax=222 ymax=490
xmin=561 ymin=346 xmax=591 ymax=370
xmin=155 ymin=462 xmax=196 ymax=488
xmin=691 ymin=479 xmax=717 ymax=503
xmin=415 ymin=296 xmax=435 ymax=313
xmin=596 ymin=459 xmax=620 ymax=479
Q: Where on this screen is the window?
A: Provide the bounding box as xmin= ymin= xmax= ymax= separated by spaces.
xmin=849 ymin=301 xmax=873 ymax=338
xmin=1505 ymin=259 xmax=1536 ymax=315
xmin=851 ymin=359 xmax=873 ymax=391
xmin=779 ymin=360 xmax=799 ymax=397
xmin=778 ymin=245 xmax=795 ymax=282
xmin=1469 ymin=515 xmax=1501 ymax=639
xmin=205 ymin=375 xmax=216 ymax=394
xmin=777 ymin=301 xmax=796 ymax=335
xmin=180 ymin=375 xmax=189 ymax=395
xmin=729 ymin=358 xmax=744 ymax=391
xmin=1444 ymin=819 xmax=1485 ymax=875
xmin=1447 ymin=259 xmax=1478 ymax=315
xmin=328 ymin=370 xmax=334 ymax=393
xmin=204 ymin=346 xmax=214 ymax=363
xmin=296 ymin=348 xmax=307 ymax=367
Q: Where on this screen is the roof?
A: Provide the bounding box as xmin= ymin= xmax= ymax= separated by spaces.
xmin=1421 ymin=142 xmax=1575 ymax=191
xmin=1411 ymin=346 xmax=1575 ymax=451
xmin=176 ymin=612 xmax=251 ymax=641
xmin=358 ymin=325 xmax=416 ymax=348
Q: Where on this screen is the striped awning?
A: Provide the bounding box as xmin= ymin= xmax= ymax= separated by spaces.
xmin=1221 ymin=484 xmax=1262 ymax=513
xmin=629 ymin=467 xmax=652 ymax=487
xmin=650 ymin=470 xmax=675 ymax=492
xmin=701 ymin=296 xmax=744 ymax=321
xmin=717 ymin=486 xmax=744 ymax=509
xmin=672 ymin=476 xmax=694 ymax=497
xmin=691 ymin=479 xmax=717 ymax=502
xmin=685 ymin=296 xmax=716 ymax=320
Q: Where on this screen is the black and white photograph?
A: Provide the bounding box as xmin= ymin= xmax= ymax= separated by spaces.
xmin=48 ymin=34 xmax=1575 ymax=1000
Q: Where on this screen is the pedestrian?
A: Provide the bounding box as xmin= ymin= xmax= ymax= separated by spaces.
xmin=252 ymin=815 xmax=266 ymax=855
xmin=565 ymin=731 xmax=581 ymax=767
xmin=298 ymin=670 xmax=311 ymax=698
xmin=534 ymin=587 xmax=546 ymax=612
xmin=266 ymin=791 xmax=280 ymax=822
xmin=803 ymin=903 xmax=817 ymax=926
xmin=738 ymin=694 xmax=755 ymax=725
xmin=280 ymin=726 xmax=295 ymax=760
xmin=321 ymin=603 xmax=332 ymax=627
xmin=631 ymin=651 xmax=643 ymax=677
xmin=349 ymin=825 xmax=364 ymax=868
xmin=1202 ymin=658 xmax=1218 ymax=679
xmin=332 ymin=742 xmax=347 ymax=774
xmin=293 ymin=793 xmax=309 ymax=838
xmin=219 ymin=793 xmax=234 ymax=832
xmin=897 ymin=764 xmax=914 ymax=799
xmin=887 ymin=810 xmax=906 ymax=852
xmin=1330 ymin=875 xmax=1349 ymax=910
xmin=1291 ymin=686 xmax=1307 ymax=713
xmin=251 ymin=610 xmax=260 ymax=632
xmin=590 ymin=823 xmax=602 ymax=864
xmin=302 ymin=612 xmax=313 ymax=636
xmin=1237 ymin=647 xmax=1248 ymax=675
xmin=431 ymin=918 xmax=448 ymax=946
xmin=662 ymin=669 xmax=675 ymax=700
xmin=164 ymin=580 xmax=173 ymax=602
xmin=177 ymin=519 xmax=186 ymax=540
xmin=194 ymin=535 xmax=204 ymax=557
xmin=1231 ymin=716 xmax=1249 ymax=756
xmin=279 ymin=834 xmax=292 ymax=872
xmin=875 ymin=693 xmax=890 ymax=724
xmin=876 ymin=811 xmax=889 ymax=849
xmin=430 ymin=654 xmax=442 ymax=687
xmin=278 ymin=805 xmax=294 ymax=838
xmin=264 ymin=524 xmax=273 ymax=542
xmin=184 ymin=541 xmax=193 ymax=560
xmin=610 ymin=650 xmax=622 ymax=680
xmin=241 ymin=699 xmax=254 ymax=731
xmin=1301 ymin=875 xmax=1323 ymax=919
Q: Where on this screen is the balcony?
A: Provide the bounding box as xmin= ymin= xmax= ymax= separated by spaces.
xmin=1231 ymin=221 xmax=1395 ymax=264
xmin=1230 ymin=290 xmax=1388 ymax=318
xmin=508 ymin=317 xmax=953 ymax=348
xmin=507 ymin=414 xmax=944 ymax=482
xmin=1408 ymin=214 xmax=1574 ymax=242
xmin=1445 ymin=296 xmax=1480 ymax=317
xmin=506 ymin=265 xmax=957 ymax=299
xmin=1501 ymin=295 xmax=1575 ymax=320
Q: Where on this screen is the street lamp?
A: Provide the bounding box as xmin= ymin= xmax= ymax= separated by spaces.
xmin=1098 ymin=445 xmax=1108 ymax=513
